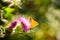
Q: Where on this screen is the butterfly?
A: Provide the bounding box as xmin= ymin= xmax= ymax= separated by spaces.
xmin=29 ymin=16 xmax=39 ymax=28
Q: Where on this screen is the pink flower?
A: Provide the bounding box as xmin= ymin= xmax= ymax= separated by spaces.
xmin=19 ymin=17 xmax=30 ymax=32
xmin=9 ymin=20 xmax=17 ymax=29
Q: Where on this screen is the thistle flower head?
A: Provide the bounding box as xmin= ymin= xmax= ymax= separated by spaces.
xmin=9 ymin=20 xmax=17 ymax=29
xmin=19 ymin=17 xmax=30 ymax=32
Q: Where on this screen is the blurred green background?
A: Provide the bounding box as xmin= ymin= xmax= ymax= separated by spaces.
xmin=0 ymin=0 xmax=60 ymax=40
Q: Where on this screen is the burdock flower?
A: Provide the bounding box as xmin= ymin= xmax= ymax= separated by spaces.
xmin=19 ymin=17 xmax=30 ymax=32
xmin=9 ymin=20 xmax=17 ymax=29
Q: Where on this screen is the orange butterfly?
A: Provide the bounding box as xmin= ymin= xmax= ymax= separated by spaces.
xmin=29 ymin=17 xmax=39 ymax=28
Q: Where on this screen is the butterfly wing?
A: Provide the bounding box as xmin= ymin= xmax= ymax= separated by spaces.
xmin=29 ymin=17 xmax=39 ymax=28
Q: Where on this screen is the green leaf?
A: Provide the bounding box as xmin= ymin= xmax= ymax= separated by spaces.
xmin=5 ymin=7 xmax=14 ymax=13
xmin=4 ymin=7 xmax=14 ymax=21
